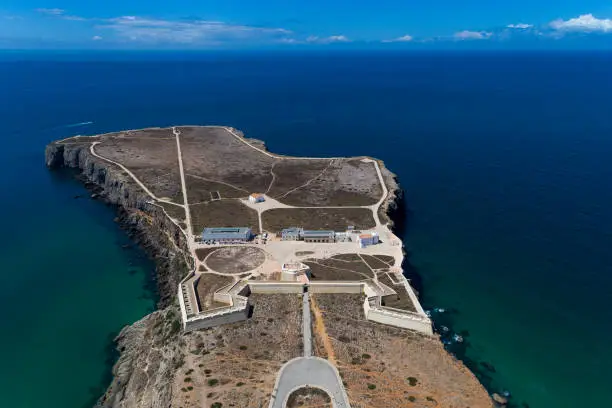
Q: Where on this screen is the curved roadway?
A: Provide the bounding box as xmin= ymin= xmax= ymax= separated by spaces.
xmin=269 ymin=356 xmax=350 ymax=408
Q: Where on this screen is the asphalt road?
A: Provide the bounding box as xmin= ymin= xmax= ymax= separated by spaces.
xmin=268 ymin=357 xmax=351 ymax=408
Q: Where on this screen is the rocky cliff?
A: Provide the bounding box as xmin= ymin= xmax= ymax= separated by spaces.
xmin=46 ymin=134 xmax=492 ymax=408
xmin=46 ymin=140 xmax=191 ymax=407
xmin=45 ymin=141 xmax=190 ymax=307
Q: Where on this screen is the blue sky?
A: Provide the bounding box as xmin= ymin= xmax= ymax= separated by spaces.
xmin=2 ymin=1 xmax=612 ymax=49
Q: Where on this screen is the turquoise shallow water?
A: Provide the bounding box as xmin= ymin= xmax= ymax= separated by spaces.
xmin=0 ymin=167 xmax=156 ymax=407
xmin=1 ymin=51 xmax=611 ymax=408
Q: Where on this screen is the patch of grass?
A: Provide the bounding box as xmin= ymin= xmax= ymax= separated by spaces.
xmin=262 ymin=207 xmax=375 ymax=233
xmin=367 ymin=383 xmax=376 ymax=390
xmin=207 ymin=378 xmax=219 ymax=386
xmin=190 ymin=199 xmax=258 ymax=234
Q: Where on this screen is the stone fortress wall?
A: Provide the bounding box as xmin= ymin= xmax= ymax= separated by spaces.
xmin=181 ymin=279 xmax=433 ymax=335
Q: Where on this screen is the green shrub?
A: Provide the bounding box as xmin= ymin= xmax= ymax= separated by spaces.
xmin=211 ymin=403 xmax=223 ymax=408
xmin=236 ymin=382 xmax=245 ymax=387
xmin=184 ymin=377 xmax=192 ymax=383
xmin=408 ymin=396 xmax=416 ymax=402
xmin=407 ymin=377 xmax=418 ymax=386
xmin=207 ymin=379 xmax=219 ymax=386
xmin=239 ymin=345 xmax=248 ymax=350
xmin=362 ymin=353 xmax=371 ymax=359
xmin=185 ymin=369 xmax=194 ymax=375
xmin=367 ymin=383 xmax=376 ymax=390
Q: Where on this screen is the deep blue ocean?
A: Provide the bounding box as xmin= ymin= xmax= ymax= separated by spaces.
xmin=1 ymin=50 xmax=610 ymax=408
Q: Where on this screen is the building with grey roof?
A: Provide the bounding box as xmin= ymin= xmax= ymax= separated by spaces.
xmin=302 ymin=230 xmax=336 ymax=243
xmin=281 ymin=227 xmax=303 ymax=241
xmin=201 ymin=227 xmax=253 ymax=243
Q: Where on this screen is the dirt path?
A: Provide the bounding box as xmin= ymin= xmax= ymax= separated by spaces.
xmin=310 ymin=296 xmax=337 ymax=365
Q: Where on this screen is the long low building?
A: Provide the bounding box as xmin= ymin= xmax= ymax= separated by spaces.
xmin=201 ymin=227 xmax=253 ymax=243
xmin=302 ymin=230 xmax=335 ymax=243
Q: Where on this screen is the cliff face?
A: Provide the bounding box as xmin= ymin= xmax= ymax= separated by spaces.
xmin=45 ymin=142 xmax=190 ymax=306
xmin=46 ymin=137 xmax=491 ymax=408
xmin=46 ymin=141 xmax=191 ymax=407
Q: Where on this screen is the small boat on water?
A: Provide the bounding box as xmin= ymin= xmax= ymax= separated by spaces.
xmin=452 ymin=334 xmax=464 ymax=343
xmin=440 ymin=325 xmax=450 ymax=333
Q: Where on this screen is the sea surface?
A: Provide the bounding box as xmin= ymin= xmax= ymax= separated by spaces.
xmin=1 ymin=50 xmax=611 ymax=408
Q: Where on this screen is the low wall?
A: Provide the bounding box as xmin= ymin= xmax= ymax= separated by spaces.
xmin=309 ymin=282 xmax=363 ymax=294
xmin=180 ymin=278 xmax=433 ymax=336
xmin=249 ymin=282 xmax=304 ymax=294
xmin=184 ymin=307 xmax=249 ymax=332
xmin=178 ymin=271 xmax=196 ymax=329
xmin=366 ymin=308 xmax=433 ymax=335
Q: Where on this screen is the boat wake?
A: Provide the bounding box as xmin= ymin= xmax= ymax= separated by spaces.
xmin=63 ymin=121 xmax=93 ymax=128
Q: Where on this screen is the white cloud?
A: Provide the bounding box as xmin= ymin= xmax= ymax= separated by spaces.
xmin=35 ymin=8 xmax=85 ymax=21
xmin=98 ymin=16 xmax=291 ymax=44
xmin=382 ymin=35 xmax=413 ymax=43
xmin=454 ymin=30 xmax=493 ymax=40
xmin=33 ymin=10 xmax=292 ymax=44
xmin=306 ymin=35 xmax=350 ymax=44
xmin=550 ymin=14 xmax=612 ymax=32
xmin=36 ymin=8 xmax=65 ymax=16
xmin=507 ymin=23 xmax=533 ymax=29
xmin=92 ymin=35 xmax=103 ymax=41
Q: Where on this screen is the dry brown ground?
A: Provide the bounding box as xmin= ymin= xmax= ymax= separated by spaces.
xmin=304 ymin=255 xmax=376 ymax=281
xmin=267 ymin=159 xmax=382 ymax=207
xmin=190 ymin=199 xmax=259 ymax=235
xmin=311 ymin=294 xmax=493 ymax=408
xmin=172 ymin=294 xmax=303 ymax=408
xmin=195 ymin=274 xmax=235 ymax=311
xmin=378 ymin=273 xmax=417 ymax=313
xmin=179 ymin=126 xmax=275 ymax=193
xmin=185 ymin=174 xmax=248 ymax=204
xmin=195 ymin=247 xmax=223 ymax=262
xmin=157 ymin=202 xmax=186 ymax=223
xmin=206 ymin=246 xmax=266 ymax=274
xmin=360 ymin=254 xmax=393 ymax=270
xmin=178 ymin=127 xmax=384 ymax=207
xmin=94 ymin=128 xmax=183 ymax=201
xmin=262 ymin=208 xmax=375 ymax=233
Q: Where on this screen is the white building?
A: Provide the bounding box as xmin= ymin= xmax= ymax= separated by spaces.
xmin=357 ymin=232 xmax=379 ymax=248
xmin=281 ymin=262 xmax=310 ymax=282
xmin=248 ymin=193 xmax=265 ymax=203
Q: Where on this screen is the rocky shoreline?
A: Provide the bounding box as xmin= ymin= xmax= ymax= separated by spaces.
xmin=46 ymin=132 xmax=492 ymax=408
xmin=46 ymin=140 xmax=193 ymax=407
